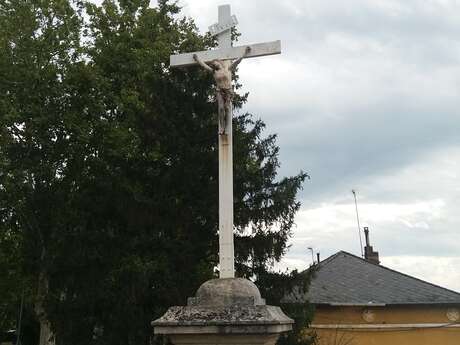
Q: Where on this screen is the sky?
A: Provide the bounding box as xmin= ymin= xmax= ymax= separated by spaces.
xmin=173 ymin=0 xmax=460 ymax=292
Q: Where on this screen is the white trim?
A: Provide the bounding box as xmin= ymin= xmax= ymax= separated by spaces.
xmin=329 ymin=303 xmax=386 ymax=306
xmin=311 ymin=323 xmax=460 ymax=330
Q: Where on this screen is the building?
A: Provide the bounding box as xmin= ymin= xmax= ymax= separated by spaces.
xmin=285 ymin=232 xmax=460 ymax=345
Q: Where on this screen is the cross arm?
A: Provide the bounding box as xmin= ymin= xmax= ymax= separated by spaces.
xmin=170 ymin=40 xmax=281 ymax=68
xmin=231 ymin=46 xmax=251 ymax=70
xmin=193 ymin=54 xmax=214 ymax=72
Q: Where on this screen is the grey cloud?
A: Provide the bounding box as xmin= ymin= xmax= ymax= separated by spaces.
xmin=176 ymin=0 xmax=460 ymax=289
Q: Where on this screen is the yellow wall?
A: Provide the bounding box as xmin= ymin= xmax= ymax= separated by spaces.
xmin=308 ymin=305 xmax=460 ymax=345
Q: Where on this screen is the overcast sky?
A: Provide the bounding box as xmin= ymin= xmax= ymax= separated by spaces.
xmin=174 ymin=0 xmax=460 ymax=292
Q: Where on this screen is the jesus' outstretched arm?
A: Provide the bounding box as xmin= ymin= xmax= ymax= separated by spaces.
xmin=193 ymin=54 xmax=214 ymax=72
xmin=231 ymin=46 xmax=251 ymax=71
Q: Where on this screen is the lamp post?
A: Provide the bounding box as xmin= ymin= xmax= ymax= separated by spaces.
xmin=308 ymin=247 xmax=314 ymax=265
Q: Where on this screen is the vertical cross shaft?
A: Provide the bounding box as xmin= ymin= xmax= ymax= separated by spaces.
xmin=217 ymin=5 xmax=234 ymax=279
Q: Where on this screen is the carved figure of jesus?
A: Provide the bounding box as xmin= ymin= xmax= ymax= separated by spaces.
xmin=193 ymin=46 xmax=251 ymax=135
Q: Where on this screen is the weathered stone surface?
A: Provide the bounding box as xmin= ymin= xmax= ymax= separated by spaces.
xmin=152 ymin=278 xmax=294 ymax=335
xmin=189 ymin=278 xmax=265 ymax=307
xmin=154 ymin=305 xmax=291 ymax=325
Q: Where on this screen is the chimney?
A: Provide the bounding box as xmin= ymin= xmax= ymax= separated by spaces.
xmin=316 ymin=252 xmax=320 ymax=263
xmin=363 ymin=227 xmax=380 ymax=264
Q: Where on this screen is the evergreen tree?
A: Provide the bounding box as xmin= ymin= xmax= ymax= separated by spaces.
xmin=0 ymin=1 xmax=310 ymax=344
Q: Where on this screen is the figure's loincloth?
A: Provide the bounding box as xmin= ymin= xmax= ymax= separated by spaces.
xmin=217 ymin=87 xmax=233 ymax=102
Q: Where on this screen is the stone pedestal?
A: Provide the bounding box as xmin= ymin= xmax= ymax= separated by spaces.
xmin=152 ymin=278 xmax=293 ymax=345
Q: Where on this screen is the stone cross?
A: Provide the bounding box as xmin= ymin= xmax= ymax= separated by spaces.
xmin=170 ymin=5 xmax=281 ymax=279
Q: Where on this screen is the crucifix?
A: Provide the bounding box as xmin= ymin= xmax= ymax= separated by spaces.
xmin=170 ymin=5 xmax=281 ymax=279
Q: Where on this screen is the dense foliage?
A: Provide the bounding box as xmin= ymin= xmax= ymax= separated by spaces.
xmin=0 ymin=1 xmax=310 ymax=344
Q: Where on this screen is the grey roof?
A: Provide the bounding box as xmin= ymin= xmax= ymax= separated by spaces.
xmin=286 ymin=251 xmax=460 ymax=306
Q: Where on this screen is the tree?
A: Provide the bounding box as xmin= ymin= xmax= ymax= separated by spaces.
xmin=0 ymin=1 xmax=310 ymax=344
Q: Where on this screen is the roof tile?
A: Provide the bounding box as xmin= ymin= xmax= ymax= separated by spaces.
xmin=286 ymin=251 xmax=460 ymax=305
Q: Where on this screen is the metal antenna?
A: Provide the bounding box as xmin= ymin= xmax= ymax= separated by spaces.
xmin=352 ymin=190 xmax=364 ymax=257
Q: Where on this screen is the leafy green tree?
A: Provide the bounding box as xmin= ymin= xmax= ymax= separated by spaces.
xmin=0 ymin=1 xmax=310 ymax=345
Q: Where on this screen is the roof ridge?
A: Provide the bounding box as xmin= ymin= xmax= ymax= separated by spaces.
xmin=299 ymin=251 xmax=343 ymax=275
xmin=318 ymin=251 xmax=343 ymax=267
xmin=334 ymin=251 xmax=460 ymax=297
